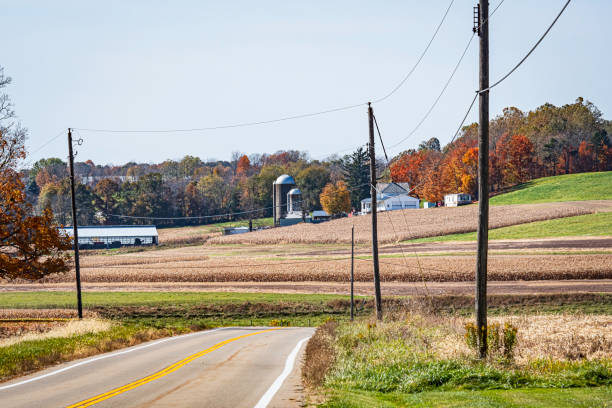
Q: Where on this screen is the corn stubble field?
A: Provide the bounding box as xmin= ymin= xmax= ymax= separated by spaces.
xmin=2 ymin=201 xmax=608 ymax=287
xmin=45 ymin=251 xmax=611 ymax=283
xmin=27 ymin=201 xmax=607 ymax=285
xmin=210 ymin=201 xmax=611 ymax=244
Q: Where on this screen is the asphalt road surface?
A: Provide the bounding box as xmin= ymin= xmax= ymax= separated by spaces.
xmin=0 ymin=327 xmax=313 ymax=408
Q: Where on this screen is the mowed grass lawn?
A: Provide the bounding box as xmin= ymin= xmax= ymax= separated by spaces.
xmin=409 ymin=211 xmax=612 ymax=243
xmin=490 ymin=171 xmax=612 ymax=205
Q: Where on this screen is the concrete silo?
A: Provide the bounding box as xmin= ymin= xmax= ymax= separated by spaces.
xmin=287 ymin=188 xmax=302 ymax=213
xmin=273 ymin=174 xmax=296 ymax=225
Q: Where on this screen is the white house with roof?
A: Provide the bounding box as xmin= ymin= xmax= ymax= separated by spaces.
xmin=360 ymin=182 xmax=419 ymax=214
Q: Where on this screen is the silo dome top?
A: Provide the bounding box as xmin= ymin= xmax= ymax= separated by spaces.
xmin=274 ymin=174 xmax=296 ymax=185
xmin=288 ymin=188 xmax=301 ymax=195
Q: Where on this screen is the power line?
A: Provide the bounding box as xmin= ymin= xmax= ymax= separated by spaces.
xmin=479 ymin=0 xmax=572 ymax=94
xmin=19 ymin=128 xmax=68 ymax=169
xmin=74 ymin=103 xmax=365 ymax=134
xmin=387 ymin=33 xmax=476 ymax=150
xmin=72 ymin=2 xmax=458 ymax=135
xmin=372 ymin=0 xmax=455 ymax=104
xmin=386 ymin=0 xmax=506 ymax=151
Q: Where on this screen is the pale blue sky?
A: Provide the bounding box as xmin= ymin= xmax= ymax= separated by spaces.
xmin=3 ymin=0 xmax=610 ymax=165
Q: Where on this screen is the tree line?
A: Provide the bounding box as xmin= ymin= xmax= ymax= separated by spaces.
xmin=21 ymin=98 xmax=612 ymax=226
xmin=390 ymin=98 xmax=612 ymax=202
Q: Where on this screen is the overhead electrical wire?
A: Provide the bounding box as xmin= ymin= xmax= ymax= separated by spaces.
xmin=387 ymin=0 xmax=506 ymax=151
xmin=18 ymin=128 xmax=68 ymax=170
xmin=73 ymin=0 xmax=456 ymax=135
xmin=372 ymin=0 xmax=455 ymax=104
xmin=479 ymin=0 xmax=572 ymax=94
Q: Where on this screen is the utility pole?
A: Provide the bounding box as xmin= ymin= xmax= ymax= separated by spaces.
xmin=475 ymin=0 xmax=489 ymax=359
xmin=350 ymin=225 xmax=355 ymax=321
xmin=67 ymin=128 xmax=83 ymax=319
xmin=368 ymin=102 xmax=383 ymax=321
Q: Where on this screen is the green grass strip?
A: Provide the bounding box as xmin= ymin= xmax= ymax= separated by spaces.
xmin=0 ymin=291 xmax=357 ymax=309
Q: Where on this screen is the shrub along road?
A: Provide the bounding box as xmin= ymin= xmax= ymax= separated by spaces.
xmin=0 ymin=326 xmax=313 ymax=408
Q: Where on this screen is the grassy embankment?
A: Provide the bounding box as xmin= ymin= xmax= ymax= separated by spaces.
xmin=410 ymin=212 xmax=612 ymax=243
xmin=409 ymin=172 xmax=612 ymax=243
xmin=489 ymin=171 xmax=612 ymax=205
xmin=306 ymin=314 xmax=612 ymax=408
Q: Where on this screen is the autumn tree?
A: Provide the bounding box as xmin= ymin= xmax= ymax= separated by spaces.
xmin=0 ymin=66 xmax=72 ymax=279
xmin=503 ymin=134 xmax=534 ymax=184
xmin=235 ymin=154 xmax=251 ymax=177
xmin=94 ymin=178 xmax=120 ymax=222
xmin=418 ymin=137 xmax=441 ymax=152
xmin=319 ymin=181 xmax=351 ymax=216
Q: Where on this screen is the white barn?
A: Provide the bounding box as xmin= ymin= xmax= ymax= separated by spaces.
xmin=59 ymin=225 xmax=158 ymax=249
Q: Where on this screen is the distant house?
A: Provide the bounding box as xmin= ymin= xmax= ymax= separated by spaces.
xmin=361 ymin=182 xmax=419 ymax=213
xmin=444 ymin=193 xmax=472 ymax=207
xmin=59 ymin=225 xmax=158 ymax=249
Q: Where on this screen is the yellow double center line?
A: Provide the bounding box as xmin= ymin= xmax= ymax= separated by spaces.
xmin=66 ymin=328 xmax=279 ymax=408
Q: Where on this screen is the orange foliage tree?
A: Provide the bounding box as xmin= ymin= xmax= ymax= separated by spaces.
xmin=319 ymin=181 xmax=351 ymax=216
xmin=1 ymin=170 xmax=72 ymax=280
xmin=235 ymin=154 xmax=251 ymax=177
xmin=390 ymin=150 xmax=427 ymax=188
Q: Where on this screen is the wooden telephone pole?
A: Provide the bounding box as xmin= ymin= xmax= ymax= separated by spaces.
xmin=350 ymin=225 xmax=355 ymax=321
xmin=67 ymin=128 xmax=83 ymax=319
xmin=475 ymin=0 xmax=490 ymax=359
xmin=368 ymin=103 xmax=383 ymax=321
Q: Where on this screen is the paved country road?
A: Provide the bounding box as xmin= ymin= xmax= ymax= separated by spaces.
xmin=0 ymin=327 xmax=313 ymax=408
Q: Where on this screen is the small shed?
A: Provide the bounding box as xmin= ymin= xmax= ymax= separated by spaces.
xmin=444 ymin=194 xmax=472 ymax=207
xmin=311 ymin=210 xmax=331 ymax=223
xmin=59 ymin=225 xmax=158 ymax=249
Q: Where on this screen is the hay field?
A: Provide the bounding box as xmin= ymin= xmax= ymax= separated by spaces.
xmin=210 ymin=201 xmax=612 ymax=245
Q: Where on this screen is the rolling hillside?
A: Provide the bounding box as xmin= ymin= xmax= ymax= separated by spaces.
xmin=490 ymin=171 xmax=612 ymax=205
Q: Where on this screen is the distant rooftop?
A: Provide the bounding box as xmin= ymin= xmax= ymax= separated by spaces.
xmin=59 ymin=225 xmax=158 ymax=238
xmin=274 ymin=174 xmax=296 ymax=185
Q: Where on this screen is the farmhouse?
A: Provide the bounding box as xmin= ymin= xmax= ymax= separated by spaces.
xmin=361 ymin=182 xmax=419 ymax=213
xmin=59 ymin=225 xmax=158 ymax=249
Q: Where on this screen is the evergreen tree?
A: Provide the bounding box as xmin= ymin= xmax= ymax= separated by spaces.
xmin=340 ymin=147 xmax=370 ymax=210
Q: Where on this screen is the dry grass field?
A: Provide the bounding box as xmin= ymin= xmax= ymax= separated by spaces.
xmin=210 ymin=201 xmax=612 ymax=245
xmin=0 ymin=319 xmax=110 ymax=347
xmin=435 ymin=314 xmax=612 ymax=365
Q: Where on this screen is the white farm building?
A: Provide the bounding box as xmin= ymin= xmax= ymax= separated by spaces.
xmin=444 ymin=193 xmax=472 ymax=207
xmin=361 ymin=182 xmax=419 ymax=213
xmin=59 ymin=225 xmax=159 ymax=249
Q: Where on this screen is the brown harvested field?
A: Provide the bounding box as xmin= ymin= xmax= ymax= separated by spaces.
xmin=157 ymin=226 xmax=219 ymax=246
xmin=40 ymin=253 xmax=612 ymax=283
xmin=210 ymin=201 xmax=612 ymax=245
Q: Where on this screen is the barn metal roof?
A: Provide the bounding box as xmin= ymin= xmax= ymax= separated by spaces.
xmin=274 ymin=174 xmax=296 ymax=185
xmin=59 ymin=225 xmax=158 ymax=238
